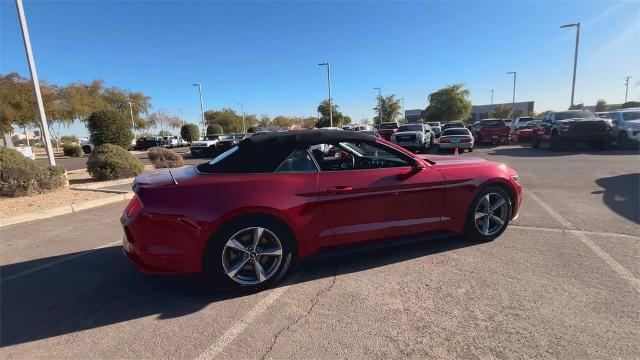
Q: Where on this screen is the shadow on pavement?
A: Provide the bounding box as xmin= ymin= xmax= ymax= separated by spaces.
xmin=595 ymin=173 xmax=640 ymax=224
xmin=0 ymin=234 xmax=474 ymax=346
xmin=486 ymin=146 xmax=640 ymax=158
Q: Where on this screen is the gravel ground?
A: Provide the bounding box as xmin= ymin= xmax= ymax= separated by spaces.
xmin=0 ymin=189 xmax=116 ymax=218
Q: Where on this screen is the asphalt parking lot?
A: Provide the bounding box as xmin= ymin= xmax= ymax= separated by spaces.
xmin=3 ymin=144 xmax=639 ymax=359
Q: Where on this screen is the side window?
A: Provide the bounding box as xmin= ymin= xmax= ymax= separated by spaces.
xmin=276 ymin=148 xmax=318 ymax=173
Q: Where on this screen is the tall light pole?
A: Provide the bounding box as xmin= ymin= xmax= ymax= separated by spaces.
xmin=318 ymin=63 xmax=332 ymax=127
xmin=506 ymin=72 xmax=516 ymax=123
xmin=237 ymin=102 xmax=246 ymax=133
xmin=157 ymin=108 xmax=165 ymax=132
xmin=374 ymin=87 xmax=382 ymax=123
xmin=561 ymin=22 xmax=580 ymax=108
xmin=15 ymin=0 xmax=55 ymax=165
xmin=624 ymin=76 xmax=632 ymax=103
xmin=192 ymin=83 xmax=205 ymax=138
xmin=400 ymin=97 xmax=405 ymax=123
xmin=490 ymin=89 xmax=494 ymax=105
xmin=128 ymin=101 xmax=136 ymax=140
xmin=178 ymin=108 xmax=184 ymax=128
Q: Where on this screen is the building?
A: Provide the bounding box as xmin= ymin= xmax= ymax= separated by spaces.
xmin=469 ymin=101 xmax=534 ymax=122
xmin=404 ymin=109 xmax=424 ymax=123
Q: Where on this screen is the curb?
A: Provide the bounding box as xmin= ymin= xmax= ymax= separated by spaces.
xmin=0 ymin=192 xmax=134 ymax=229
xmin=69 ymin=177 xmax=134 ymax=190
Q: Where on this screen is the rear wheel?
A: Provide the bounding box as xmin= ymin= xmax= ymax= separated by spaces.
xmin=464 ymin=186 xmax=512 ymax=242
xmin=617 ymin=132 xmax=630 ymax=149
xmin=204 ymin=216 xmax=294 ymax=291
xmin=468 ymin=147 xmax=473 ymax=152
xmin=531 ymin=136 xmax=540 ymax=148
xmin=550 ymin=133 xmax=563 ymax=151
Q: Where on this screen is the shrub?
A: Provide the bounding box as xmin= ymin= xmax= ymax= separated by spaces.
xmin=158 ymin=130 xmax=172 ymax=137
xmin=86 ymin=144 xmax=144 ymax=180
xmin=0 ymin=147 xmax=67 ymax=197
xmin=148 ymin=147 xmax=184 ymax=168
xmin=63 ymin=144 xmax=83 ymax=157
xmin=60 ymin=135 xmax=79 ymax=144
xmin=181 ymin=124 xmax=200 ymax=142
xmin=207 ymin=124 xmax=223 ymax=135
xmin=87 ymin=110 xmax=134 ymax=148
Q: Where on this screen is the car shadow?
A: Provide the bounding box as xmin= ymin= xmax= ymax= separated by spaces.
xmin=485 ymin=145 xmax=640 ymax=157
xmin=0 ymin=234 xmax=475 ymax=346
xmin=594 ymin=173 xmax=640 ymax=224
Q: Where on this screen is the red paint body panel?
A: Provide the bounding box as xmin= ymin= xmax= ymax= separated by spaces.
xmin=122 ymin=144 xmax=522 ymax=275
xmin=479 ymin=125 xmax=511 ymax=142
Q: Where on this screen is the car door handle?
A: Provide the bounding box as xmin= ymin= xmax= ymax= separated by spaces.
xmin=327 ymin=186 xmax=353 ymax=194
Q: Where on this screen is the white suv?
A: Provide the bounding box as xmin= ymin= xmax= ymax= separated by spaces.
xmin=605 ymin=108 xmax=640 ymax=148
xmin=390 ymin=123 xmax=434 ymax=153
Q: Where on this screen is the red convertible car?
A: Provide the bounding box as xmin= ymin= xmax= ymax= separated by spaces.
xmin=121 ymin=130 xmax=521 ymax=290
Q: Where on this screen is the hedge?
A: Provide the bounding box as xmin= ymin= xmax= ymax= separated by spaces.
xmin=86 ymin=144 xmax=144 ymax=180
xmin=148 ymin=147 xmax=184 ymax=168
xmin=63 ymin=144 xmax=83 ymax=157
xmin=87 ymin=110 xmax=134 ymax=148
xmin=0 ymin=147 xmax=67 ymax=197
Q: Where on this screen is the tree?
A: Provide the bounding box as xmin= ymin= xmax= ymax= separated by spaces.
xmin=87 ymin=109 xmax=133 ymax=148
xmin=204 ymin=108 xmax=245 ymax=133
xmin=536 ymin=110 xmax=551 ymax=119
xmin=373 ymin=94 xmax=402 ymax=124
xmin=158 ymin=130 xmax=172 ymax=137
xmin=622 ymin=101 xmax=640 ymax=108
xmin=568 ymin=103 xmax=584 ymax=110
xmin=180 ymin=124 xmax=200 ymax=142
xmin=595 ymin=99 xmax=607 ymax=112
xmin=424 ymin=84 xmax=472 ymax=123
xmin=207 ymin=124 xmax=224 ymax=135
xmin=166 ymin=116 xmax=182 ymax=129
xmin=271 ymin=115 xmax=300 ymax=128
xmin=490 ymin=105 xmax=512 ymax=119
xmin=315 ymin=100 xmax=351 ymax=128
xmin=257 ymin=114 xmax=270 ymax=128
xmin=301 ymin=117 xmax=317 ymax=129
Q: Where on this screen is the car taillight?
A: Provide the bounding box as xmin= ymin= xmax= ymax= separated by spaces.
xmin=460 ymin=137 xmax=472 ymax=143
xmin=124 ymin=195 xmax=143 ymax=217
xmin=440 ymin=137 xmax=450 ymax=143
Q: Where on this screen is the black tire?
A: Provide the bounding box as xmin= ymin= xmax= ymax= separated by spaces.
xmin=469 ymin=147 xmax=473 ymax=152
xmin=203 ymin=215 xmax=294 ymax=291
xmin=531 ymin=136 xmax=540 ymax=148
xmin=617 ymin=132 xmax=630 ymax=149
xmin=550 ymin=133 xmax=563 ymax=151
xmin=463 ymin=186 xmax=512 ymax=242
xmin=593 ymin=137 xmax=612 ymax=150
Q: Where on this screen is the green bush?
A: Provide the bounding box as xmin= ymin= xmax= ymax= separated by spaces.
xmin=0 ymin=147 xmax=67 ymax=197
xmin=148 ymin=147 xmax=184 ymax=168
xmin=86 ymin=144 xmax=144 ymax=180
xmin=60 ymin=135 xmax=79 ymax=144
xmin=180 ymin=124 xmax=200 ymax=142
xmin=63 ymin=144 xmax=83 ymax=157
xmin=207 ymin=124 xmax=223 ymax=135
xmin=87 ymin=110 xmax=134 ymax=148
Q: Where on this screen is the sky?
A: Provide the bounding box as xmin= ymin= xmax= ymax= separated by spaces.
xmin=2 ymin=0 xmax=639 ymax=137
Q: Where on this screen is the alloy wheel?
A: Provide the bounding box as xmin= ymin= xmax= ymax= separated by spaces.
xmin=221 ymin=227 xmax=283 ymax=285
xmin=474 ymin=193 xmax=509 ymax=236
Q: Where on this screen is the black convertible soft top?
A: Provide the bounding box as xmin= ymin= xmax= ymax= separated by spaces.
xmin=197 ymin=130 xmax=375 ymax=174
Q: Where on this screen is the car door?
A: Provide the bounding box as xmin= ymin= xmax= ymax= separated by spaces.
xmin=315 ymin=141 xmax=446 ymax=247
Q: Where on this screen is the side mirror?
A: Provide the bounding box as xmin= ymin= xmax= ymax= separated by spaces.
xmin=412 ymin=159 xmax=425 ymax=171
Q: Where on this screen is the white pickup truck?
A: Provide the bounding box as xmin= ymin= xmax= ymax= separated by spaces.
xmin=190 ymin=134 xmax=229 ymax=157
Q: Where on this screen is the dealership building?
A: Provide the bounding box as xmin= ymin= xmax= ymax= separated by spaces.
xmin=405 ymin=101 xmax=534 ymax=123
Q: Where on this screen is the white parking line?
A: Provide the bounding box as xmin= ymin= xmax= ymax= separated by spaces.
xmin=510 ymin=225 xmax=640 ymax=240
xmin=194 ymin=273 xmax=302 ymax=360
xmin=526 ymin=191 xmax=640 ymax=295
xmin=1 ymin=240 xmax=121 ymax=282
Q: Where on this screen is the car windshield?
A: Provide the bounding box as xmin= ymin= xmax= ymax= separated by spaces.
xmin=397 ymin=125 xmax=422 ymax=132
xmin=380 ymin=123 xmax=398 ymax=129
xmin=555 ymin=111 xmax=596 ymax=120
xmin=208 ymin=146 xmax=238 ymax=165
xmin=622 ymin=111 xmax=640 ymax=121
xmin=481 ymin=120 xmax=506 ymax=126
xmin=206 ymin=135 xmax=230 ymax=140
xmin=427 ymin=122 xmax=440 ymax=127
xmin=442 ymin=128 xmax=470 ymax=136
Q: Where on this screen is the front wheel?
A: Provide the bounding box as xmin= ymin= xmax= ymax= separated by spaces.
xmin=203 ymin=216 xmax=294 ymax=291
xmin=464 ymin=186 xmax=512 ymax=242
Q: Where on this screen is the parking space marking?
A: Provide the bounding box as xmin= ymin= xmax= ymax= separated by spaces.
xmin=0 ymin=240 xmax=121 ymax=282
xmin=195 ymin=273 xmax=302 ymax=360
xmin=510 ymin=225 xmax=640 ymax=240
xmin=526 ymin=191 xmax=640 ymax=295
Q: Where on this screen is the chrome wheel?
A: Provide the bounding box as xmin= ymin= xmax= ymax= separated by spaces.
xmin=221 ymin=227 xmax=283 ymax=285
xmin=474 ymin=193 xmax=509 ymax=236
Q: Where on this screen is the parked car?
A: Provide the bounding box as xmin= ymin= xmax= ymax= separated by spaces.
xmin=360 ymin=130 xmax=381 ymax=138
xmin=121 ymin=130 xmax=521 ymax=290
xmin=176 ymin=136 xmax=189 ymax=147
xmin=390 ymin=123 xmax=434 ymax=153
xmin=531 ymin=110 xmax=613 ymax=150
xmin=514 ymin=116 xmax=534 ymax=130
xmin=190 ymin=134 xmax=230 ymax=157
xmin=477 ymin=119 xmax=511 ymax=145
xmin=162 ymin=136 xmax=179 ymax=148
xmin=442 ymin=121 xmax=465 ymax=131
xmin=513 ymin=120 xmax=541 ymax=142
xmin=351 ymin=124 xmax=376 ymax=132
xmin=602 ymin=108 xmax=640 ymax=148
xmin=133 ymin=137 xmax=161 ymax=150
xmin=377 ymin=121 xmax=399 ymax=141
xmin=216 ymin=133 xmax=244 ymax=153
xmin=80 ymin=138 xmax=94 ymax=154
xmin=427 ymin=122 xmax=442 ymax=137
xmin=438 ymin=128 xmax=474 ymax=152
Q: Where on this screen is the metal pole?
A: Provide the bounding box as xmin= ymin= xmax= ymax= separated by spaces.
xmin=128 ymin=101 xmax=136 ymax=140
xmin=374 ymin=87 xmax=382 ymax=123
xmin=327 ymin=63 xmax=332 ymax=128
xmin=15 ymin=0 xmax=55 ymax=165
xmin=238 ymin=103 xmax=245 ymax=133
xmin=193 ymin=83 xmax=205 ymax=138
xmin=624 ymin=76 xmax=632 ymax=103
xmin=507 ymin=72 xmax=516 ymax=122
xmin=561 ymin=23 xmax=580 ymax=107
xmin=490 ymin=89 xmax=494 ymax=104
xmin=178 ymin=108 xmax=184 ymax=128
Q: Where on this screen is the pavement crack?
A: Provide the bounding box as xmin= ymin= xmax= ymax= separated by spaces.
xmin=260 ymin=268 xmax=338 ymax=360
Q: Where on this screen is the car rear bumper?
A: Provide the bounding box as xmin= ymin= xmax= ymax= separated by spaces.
xmin=439 ymin=142 xmax=473 ymax=149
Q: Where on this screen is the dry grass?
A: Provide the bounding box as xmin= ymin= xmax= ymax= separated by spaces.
xmin=0 ymin=188 xmax=115 ymax=218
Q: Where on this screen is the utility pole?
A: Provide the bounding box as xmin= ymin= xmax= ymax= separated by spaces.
xmin=128 ymin=101 xmax=136 ymax=140
xmin=561 ymin=22 xmax=580 ymax=107
xmin=624 ymin=76 xmax=632 ymax=103
xmin=374 ymin=87 xmax=382 ymax=123
xmin=490 ymin=89 xmax=494 ymax=104
xmin=178 ymin=108 xmax=184 ymax=128
xmin=507 ymin=72 xmax=517 ymax=123
xmin=237 ymin=103 xmax=246 ymax=133
xmin=15 ymin=0 xmax=55 ymax=165
xmin=193 ymin=83 xmax=206 ymax=138
xmin=400 ymin=98 xmax=405 ymax=123
xmin=318 ymin=63 xmax=332 ymax=127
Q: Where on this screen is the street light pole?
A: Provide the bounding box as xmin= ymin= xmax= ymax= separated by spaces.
xmin=318 ymin=63 xmax=332 ymax=127
xmin=624 ymin=76 xmax=632 ymax=103
xmin=193 ymin=83 xmax=205 ymax=139
xmin=490 ymin=89 xmax=494 ymax=105
xmin=237 ymin=102 xmax=245 ymax=133
xmin=374 ymin=87 xmax=382 ymax=123
xmin=561 ymin=22 xmax=580 ymax=107
xmin=506 ymin=72 xmax=516 ymax=123
xmin=400 ymin=98 xmax=405 ymax=123
xmin=178 ymin=108 xmax=184 ymax=128
xmin=128 ymin=101 xmax=136 ymax=140
xmin=157 ymin=108 xmax=165 ymax=132
xmin=15 ymin=0 xmax=55 ymax=165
